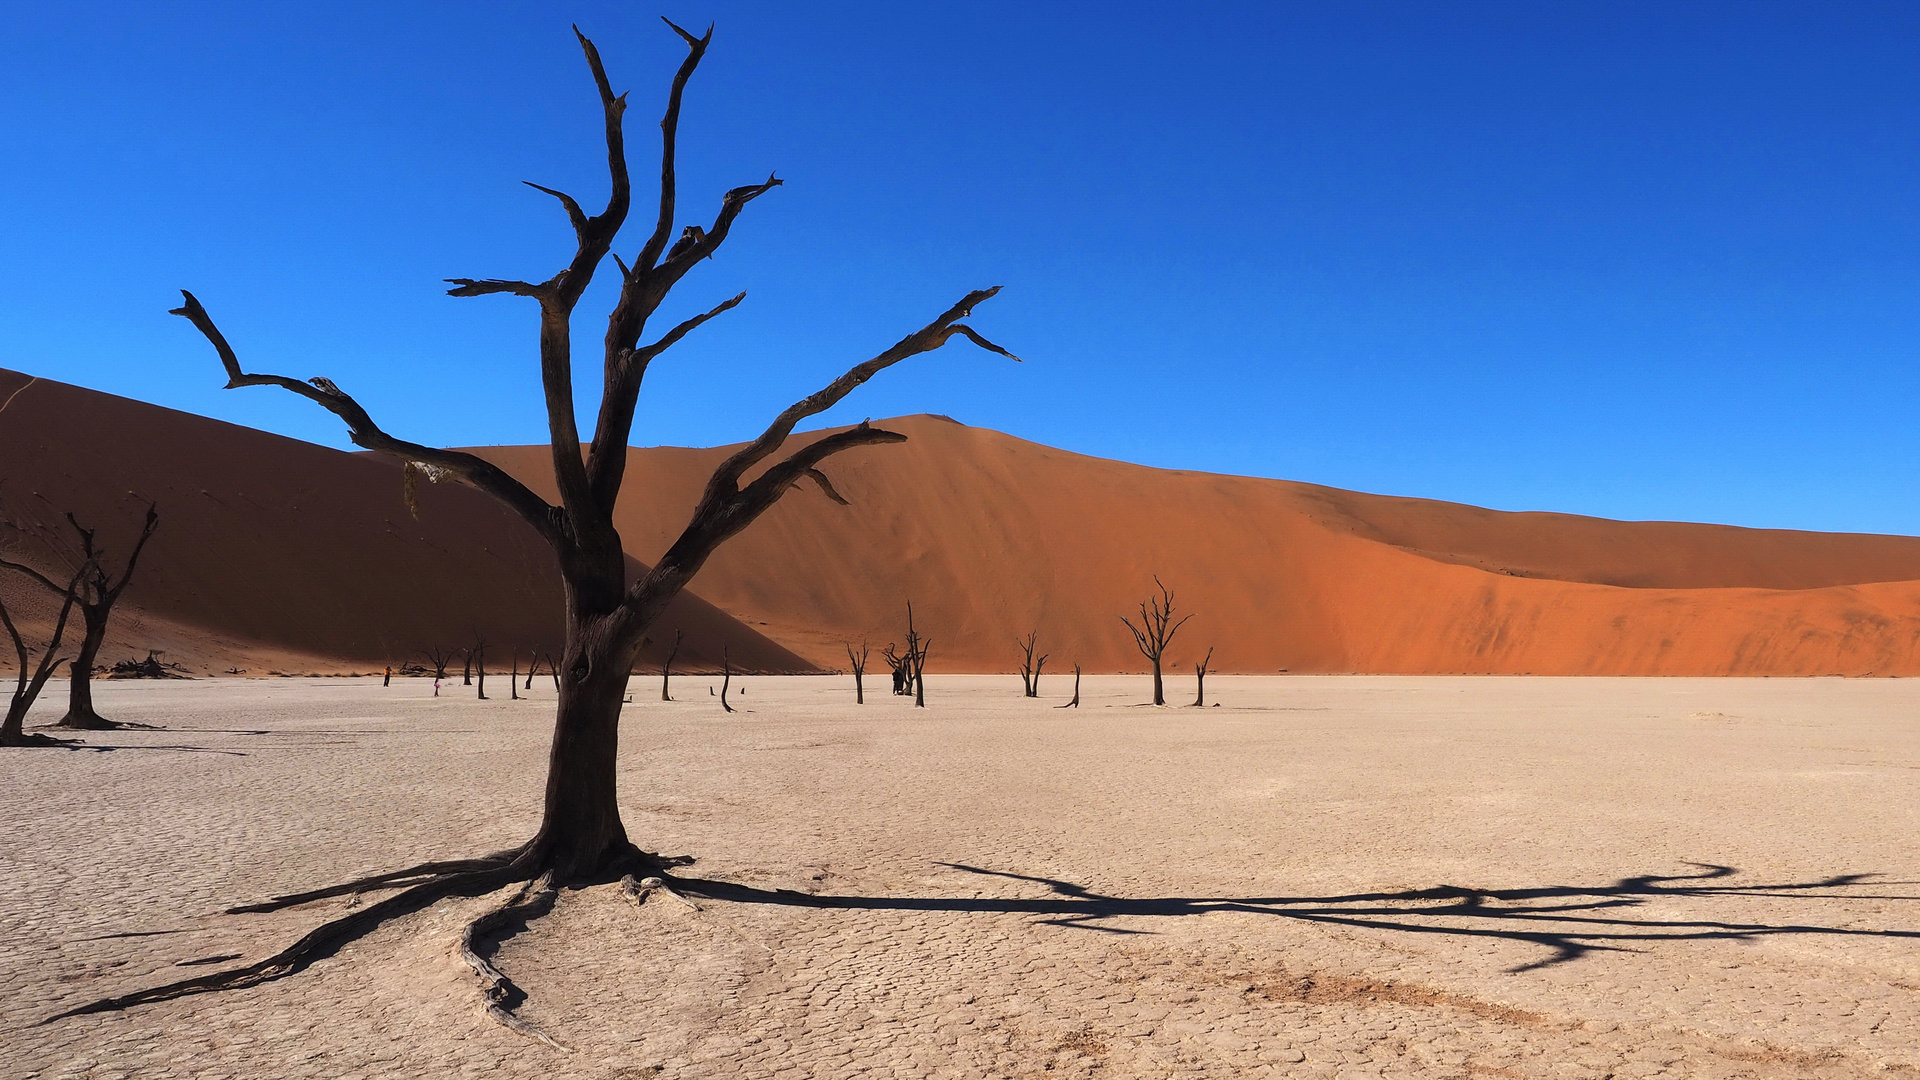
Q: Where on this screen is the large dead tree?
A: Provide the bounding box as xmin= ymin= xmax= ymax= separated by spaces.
xmin=1 ymin=561 xmax=87 ymax=747
xmin=0 ymin=506 xmax=159 ymax=730
xmin=61 ymin=22 xmax=1013 ymax=1022
xmin=1015 ymin=630 xmax=1047 ymax=698
xmin=1120 ymin=577 xmax=1192 ymax=706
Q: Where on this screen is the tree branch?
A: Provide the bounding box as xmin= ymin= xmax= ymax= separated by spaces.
xmin=707 ymin=287 xmax=1017 ymax=495
xmin=169 ymin=291 xmax=567 ymax=547
xmin=635 ymin=18 xmax=712 ymax=274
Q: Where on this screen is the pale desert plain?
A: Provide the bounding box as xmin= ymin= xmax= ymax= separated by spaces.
xmin=3 ymin=673 xmax=1917 ymax=1079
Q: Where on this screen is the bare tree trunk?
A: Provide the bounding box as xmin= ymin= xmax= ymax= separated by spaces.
xmin=661 ymin=628 xmax=681 ymax=701
xmin=60 ymin=613 xmax=107 ymax=727
xmin=1056 ymin=663 xmax=1081 ymax=709
xmin=1015 ymin=631 xmax=1047 ymax=698
xmin=1122 ymin=577 xmax=1192 ymax=708
xmin=524 ymin=653 xmax=537 ymax=690
xmin=719 ymin=644 xmax=734 ymax=714
xmin=462 ymin=650 xmax=473 ymax=686
xmin=846 ymin=641 xmax=867 ymax=704
xmin=510 ymin=651 xmax=519 ymax=700
xmin=1 ymin=561 xmax=86 ymax=746
xmin=1191 ymin=645 xmax=1213 ymax=707
xmin=475 ymin=643 xmax=487 ymax=700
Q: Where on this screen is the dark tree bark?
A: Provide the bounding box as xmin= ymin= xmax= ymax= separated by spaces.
xmin=1120 ymin=577 xmax=1192 ymax=707
xmin=1191 ymin=645 xmax=1214 ymax=707
xmin=1055 ymin=663 xmax=1081 ymax=709
xmin=68 ymin=20 xmax=1014 ymax=1024
xmin=509 ymin=651 xmax=519 ymax=700
xmin=523 ymin=653 xmax=538 ymax=690
xmin=845 ymin=641 xmax=868 ymax=704
xmin=1 ymin=560 xmax=88 ymax=746
xmin=0 ymin=505 xmax=160 ymax=730
xmin=461 ymin=649 xmax=473 ymax=686
xmin=660 ymin=628 xmax=681 ymax=701
xmin=474 ymin=641 xmax=487 ymax=700
xmin=719 ymin=645 xmax=734 ymax=714
xmin=903 ymin=602 xmax=930 ymax=707
xmin=543 ymin=652 xmax=560 ymax=691
xmin=1015 ymin=631 xmax=1047 ymax=698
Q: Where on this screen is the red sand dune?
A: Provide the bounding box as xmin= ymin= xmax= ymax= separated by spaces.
xmin=0 ymin=370 xmax=811 ymax=675
xmin=9 ymin=369 xmax=1920 ymax=677
xmin=473 ymin=417 xmax=1920 ymax=676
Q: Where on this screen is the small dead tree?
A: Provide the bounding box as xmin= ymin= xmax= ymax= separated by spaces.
xmin=0 ymin=505 xmax=162 ymax=730
xmin=421 ymin=646 xmax=455 ymax=682
xmin=845 ymin=641 xmax=868 ymax=704
xmin=719 ymin=645 xmax=734 ymax=714
xmin=882 ymin=644 xmax=911 ymax=696
xmin=660 ymin=628 xmax=682 ymax=701
xmin=903 ymin=602 xmax=930 ymax=707
xmin=1191 ymin=645 xmax=1214 ymax=707
xmin=1 ymin=561 xmax=88 ymax=747
xmin=67 ymin=20 xmax=1014 ymax=1026
xmin=509 ymin=650 xmax=519 ymax=700
xmin=1120 ymin=577 xmax=1192 ymax=706
xmin=472 ymin=640 xmax=487 ymax=700
xmin=461 ymin=647 xmax=474 ymax=686
xmin=1015 ymin=631 xmax=1047 ymax=698
xmin=523 ymin=653 xmax=538 ymax=691
xmin=1055 ymin=663 xmax=1081 ymax=709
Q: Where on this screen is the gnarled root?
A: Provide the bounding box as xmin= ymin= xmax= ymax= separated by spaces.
xmin=461 ymin=873 xmax=569 ymax=1050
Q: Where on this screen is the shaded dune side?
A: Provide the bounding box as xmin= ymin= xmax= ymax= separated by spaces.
xmin=476 ymin=418 xmax=1920 ymax=676
xmin=0 ymin=370 xmax=814 ymax=674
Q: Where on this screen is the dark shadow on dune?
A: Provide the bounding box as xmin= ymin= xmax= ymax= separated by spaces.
xmin=672 ymin=862 xmax=1920 ymax=972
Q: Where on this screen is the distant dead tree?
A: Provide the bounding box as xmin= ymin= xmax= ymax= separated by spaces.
xmin=903 ymin=602 xmax=930 ymax=707
xmin=1121 ymin=577 xmax=1192 ymax=706
xmin=461 ymin=647 xmax=474 ymax=686
xmin=509 ymin=650 xmax=519 ymax=700
xmin=0 ymin=504 xmax=161 ymax=730
xmin=660 ymin=628 xmax=682 ymax=701
xmin=1055 ymin=663 xmax=1081 ymax=709
xmin=523 ymin=653 xmax=538 ymax=691
xmin=1015 ymin=631 xmax=1047 ymax=698
xmin=421 ymin=646 xmax=455 ymax=682
xmin=719 ymin=645 xmax=734 ymax=714
xmin=73 ymin=21 xmax=1013 ymax=1026
xmin=1190 ymin=646 xmax=1214 ymax=707
xmin=882 ymin=644 xmax=911 ymax=696
xmin=845 ymin=641 xmax=869 ymax=704
xmin=472 ymin=640 xmax=487 ymax=700
xmin=0 ymin=560 xmax=87 ymax=747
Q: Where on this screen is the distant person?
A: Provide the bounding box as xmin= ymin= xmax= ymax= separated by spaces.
xmin=383 ymin=665 xmax=391 ymax=687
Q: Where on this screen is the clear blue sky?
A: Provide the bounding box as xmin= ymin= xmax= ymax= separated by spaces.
xmin=5 ymin=2 xmax=1918 ymax=533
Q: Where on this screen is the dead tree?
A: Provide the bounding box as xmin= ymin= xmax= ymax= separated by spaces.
xmin=1120 ymin=577 xmax=1192 ymax=706
xmin=1015 ymin=631 xmax=1047 ymax=697
xmin=523 ymin=653 xmax=538 ymax=691
xmin=473 ymin=640 xmax=487 ymax=700
xmin=1190 ymin=645 xmax=1214 ymax=707
xmin=461 ymin=647 xmax=474 ymax=686
xmin=882 ymin=643 xmax=910 ymax=695
xmin=903 ymin=602 xmax=930 ymax=707
xmin=1055 ymin=663 xmax=1081 ymax=709
xmin=1 ymin=561 xmax=88 ymax=747
xmin=0 ymin=506 xmax=161 ymax=730
xmin=421 ymin=646 xmax=455 ymax=682
xmin=719 ymin=645 xmax=734 ymax=714
xmin=845 ymin=641 xmax=868 ymax=704
xmin=660 ymin=628 xmax=681 ymax=701
xmin=61 ymin=21 xmax=1014 ymax=1023
xmin=509 ymin=651 xmax=519 ymax=700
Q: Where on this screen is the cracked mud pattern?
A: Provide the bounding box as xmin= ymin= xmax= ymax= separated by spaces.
xmin=3 ymin=675 xmax=1918 ymax=1079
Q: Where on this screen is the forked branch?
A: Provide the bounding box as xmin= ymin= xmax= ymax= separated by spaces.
xmin=168 ymin=292 xmax=566 ymax=546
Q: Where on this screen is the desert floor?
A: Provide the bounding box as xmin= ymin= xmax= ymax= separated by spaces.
xmin=2 ymin=675 xmax=1917 ymax=1079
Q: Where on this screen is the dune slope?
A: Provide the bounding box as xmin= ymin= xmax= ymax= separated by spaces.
xmin=473 ymin=417 xmax=1920 ymax=676
xmin=0 ymin=370 xmax=813 ymax=674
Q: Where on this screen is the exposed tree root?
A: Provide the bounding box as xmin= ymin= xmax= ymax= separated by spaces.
xmin=0 ymin=731 xmax=84 ymax=748
xmin=43 ymin=843 xmax=698 ymax=1024
xmin=621 ymin=873 xmax=701 ymax=911
xmin=460 ymin=873 xmax=570 ymax=1050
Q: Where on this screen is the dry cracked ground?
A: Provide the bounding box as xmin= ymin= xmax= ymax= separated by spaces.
xmin=2 ymin=674 xmax=1917 ymax=1079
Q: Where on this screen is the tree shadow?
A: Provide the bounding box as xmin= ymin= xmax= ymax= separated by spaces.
xmin=673 ymin=862 xmax=1920 ymax=972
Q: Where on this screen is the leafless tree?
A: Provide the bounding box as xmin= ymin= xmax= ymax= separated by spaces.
xmin=903 ymin=602 xmax=930 ymax=707
xmin=509 ymin=650 xmax=519 ymax=700
xmin=1120 ymin=577 xmax=1192 ymax=706
xmin=461 ymin=647 xmax=474 ymax=686
xmin=59 ymin=22 xmax=1014 ymax=1026
xmin=1 ymin=506 xmax=161 ymax=730
xmin=1055 ymin=663 xmax=1082 ymax=709
xmin=1015 ymin=631 xmax=1047 ymax=698
xmin=472 ymin=639 xmax=487 ymax=700
xmin=1190 ymin=645 xmax=1214 ymax=707
xmin=1 ymin=561 xmax=88 ymax=747
xmin=845 ymin=641 xmax=868 ymax=704
xmin=421 ymin=645 xmax=455 ymax=682
xmin=719 ymin=645 xmax=734 ymax=714
xmin=882 ymin=643 xmax=911 ymax=696
xmin=660 ymin=628 xmax=682 ymax=701
xmin=522 ymin=652 xmax=538 ymax=691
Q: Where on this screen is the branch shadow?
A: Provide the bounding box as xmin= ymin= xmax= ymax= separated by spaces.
xmin=673 ymin=862 xmax=1920 ymax=972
